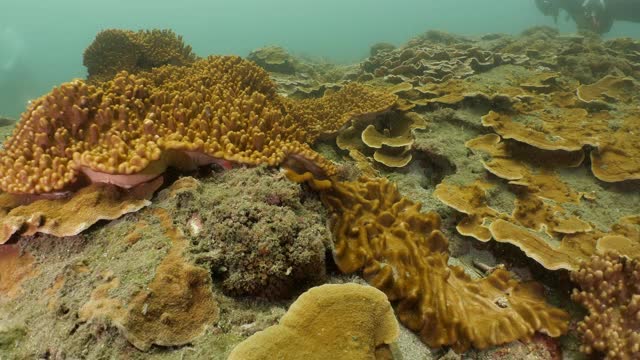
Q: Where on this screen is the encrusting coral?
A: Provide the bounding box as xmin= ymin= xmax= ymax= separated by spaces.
xmin=293 ymin=174 xmax=569 ymax=352
xmin=0 ymin=245 xmax=37 ymax=300
xmin=0 ymin=55 xmax=396 ymax=195
xmin=79 ymin=207 xmax=219 ymax=351
xmin=571 ymin=253 xmax=640 ymax=359
xmin=83 ymin=29 xmax=196 ymax=82
xmin=0 ymin=177 xmax=162 ymax=243
xmin=228 ymin=283 xmax=399 ymax=360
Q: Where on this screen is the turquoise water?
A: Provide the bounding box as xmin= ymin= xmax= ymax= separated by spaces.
xmin=1 ymin=0 xmax=639 ymax=118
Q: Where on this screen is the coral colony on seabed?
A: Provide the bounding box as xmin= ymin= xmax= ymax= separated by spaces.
xmin=0 ymin=25 xmax=640 ymax=360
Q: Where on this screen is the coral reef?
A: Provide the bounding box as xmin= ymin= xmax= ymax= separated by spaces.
xmin=571 ymin=253 xmax=640 ymax=359
xmin=0 ymin=168 xmax=328 ymax=358
xmin=484 ymin=27 xmax=640 ymax=83
xmin=5 ymin=25 xmax=640 ymax=359
xmin=170 ymin=168 xmax=331 ymax=299
xmin=307 ymin=175 xmax=569 ymax=352
xmin=0 ymin=56 xmax=396 ymax=195
xmin=0 ymin=177 xmax=162 ymax=243
xmin=246 ymin=45 xmax=357 ymax=100
xmin=369 ymin=42 xmax=397 ymax=57
xmin=359 ymin=30 xmax=528 ymax=85
xmin=247 ymin=46 xmax=297 ymax=74
xmin=83 ymin=29 xmax=196 ymax=82
xmin=336 ymin=111 xmax=427 ymax=168
xmin=228 ymin=283 xmax=399 ymax=360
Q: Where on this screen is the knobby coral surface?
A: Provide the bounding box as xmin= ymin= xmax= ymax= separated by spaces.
xmin=0 ymin=56 xmax=396 ymax=195
xmin=228 ymin=283 xmax=399 ymax=360
xmin=311 ymin=176 xmax=568 ymax=352
xmin=83 ymin=29 xmax=196 ymax=82
xmin=571 ymin=253 xmax=640 ymax=359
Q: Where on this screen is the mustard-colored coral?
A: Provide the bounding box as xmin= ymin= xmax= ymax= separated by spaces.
xmin=336 ymin=112 xmax=425 ymax=168
xmin=480 ymin=75 xmax=640 ymax=182
xmin=0 ymin=245 xmax=37 ymax=300
xmin=228 ymin=283 xmax=399 ymax=360
xmin=571 ymin=253 xmax=640 ymax=359
xmin=0 ymin=56 xmax=396 ymax=195
xmin=83 ymin=29 xmax=196 ymax=82
xmin=318 ymin=176 xmax=568 ymax=352
xmin=435 ymin=179 xmax=639 ymax=271
xmin=0 ymin=177 xmax=162 ymax=243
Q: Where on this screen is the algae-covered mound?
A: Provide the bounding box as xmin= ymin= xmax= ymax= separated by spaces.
xmin=170 ymin=167 xmax=332 ymax=299
xmin=0 ymin=167 xmax=330 ymax=359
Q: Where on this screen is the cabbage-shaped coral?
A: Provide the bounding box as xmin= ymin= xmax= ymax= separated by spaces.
xmin=83 ymin=29 xmax=196 ymax=81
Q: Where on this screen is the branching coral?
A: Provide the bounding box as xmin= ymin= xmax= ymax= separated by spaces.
xmin=228 ymin=283 xmax=399 ymax=360
xmin=571 ymin=253 xmax=640 ymax=359
xmin=83 ymin=29 xmax=196 ymax=81
xmin=0 ymin=56 xmax=396 ymax=195
xmin=310 ymin=176 xmax=569 ymax=352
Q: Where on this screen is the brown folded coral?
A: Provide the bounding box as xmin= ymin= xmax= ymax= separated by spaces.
xmin=0 ymin=177 xmax=162 ymax=244
xmin=571 ymin=253 xmax=640 ymax=359
xmin=0 ymin=56 xmax=396 ymax=195
xmin=313 ymin=176 xmax=568 ymax=352
xmin=481 ymin=75 xmax=640 ymax=182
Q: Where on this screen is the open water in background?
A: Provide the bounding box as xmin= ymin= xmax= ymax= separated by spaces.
xmin=1 ymin=0 xmax=639 ymax=118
